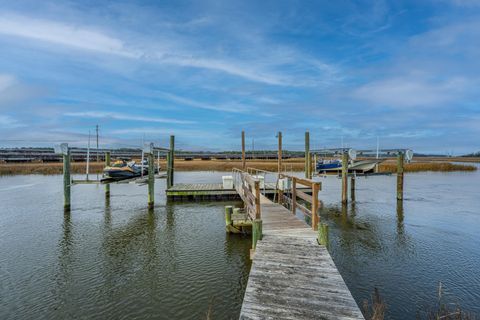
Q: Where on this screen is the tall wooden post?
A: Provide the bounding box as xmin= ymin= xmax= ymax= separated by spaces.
xmin=166 ymin=152 xmax=171 ymax=189
xmin=241 ymin=131 xmax=246 ymax=170
xmin=305 ymin=131 xmax=310 ymax=178
xmin=291 ymin=177 xmax=297 ymax=214
xmin=277 ymin=131 xmax=282 ymax=173
xmin=167 ymin=135 xmax=175 ymax=189
xmin=105 ymin=152 xmax=111 ymax=198
xmin=397 ymin=151 xmax=404 ymax=200
xmin=63 ymin=150 xmax=71 ymax=210
xmin=148 ymin=152 xmax=154 ymax=208
xmin=341 ymin=152 xmax=349 ymax=204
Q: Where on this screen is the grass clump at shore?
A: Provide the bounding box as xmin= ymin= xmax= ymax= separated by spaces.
xmin=363 ymin=286 xmax=475 ymax=320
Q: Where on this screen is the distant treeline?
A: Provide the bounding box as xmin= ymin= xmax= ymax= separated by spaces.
xmin=461 ymin=152 xmax=480 ymax=157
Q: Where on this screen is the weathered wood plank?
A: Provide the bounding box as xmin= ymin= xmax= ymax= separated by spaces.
xmin=240 ymin=193 xmax=363 ymax=320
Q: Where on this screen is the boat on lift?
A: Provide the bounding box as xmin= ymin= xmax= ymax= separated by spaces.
xmin=103 ymin=159 xmax=147 ymax=181
xmin=316 ymin=159 xmax=342 ymax=171
xmin=316 ymin=158 xmax=384 ymax=173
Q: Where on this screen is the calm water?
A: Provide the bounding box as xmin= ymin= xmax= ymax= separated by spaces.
xmin=0 ymin=172 xmax=251 ymax=319
xmin=1 ymin=168 xmax=479 ymax=319
xmin=316 ymin=165 xmax=480 ymax=319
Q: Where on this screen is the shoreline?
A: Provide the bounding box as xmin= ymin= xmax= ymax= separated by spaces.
xmin=0 ymin=158 xmax=476 ymax=176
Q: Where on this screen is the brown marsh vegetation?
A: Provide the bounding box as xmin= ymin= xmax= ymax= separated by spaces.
xmin=0 ymin=158 xmax=476 ymax=175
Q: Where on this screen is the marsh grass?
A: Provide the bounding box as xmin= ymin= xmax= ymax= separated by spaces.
xmin=363 ymin=288 xmax=386 ymax=320
xmin=0 ymin=159 xmax=476 ymax=175
xmin=378 ymin=162 xmax=477 ymax=173
xmin=362 ymin=285 xmax=476 ymax=320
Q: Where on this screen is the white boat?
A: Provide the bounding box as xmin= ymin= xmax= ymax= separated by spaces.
xmin=348 ymin=159 xmax=383 ymax=173
xmin=316 ymin=159 xmax=383 ymax=173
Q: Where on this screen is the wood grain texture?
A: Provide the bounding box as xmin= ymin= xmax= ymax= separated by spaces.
xmin=240 ymin=195 xmax=364 ymax=320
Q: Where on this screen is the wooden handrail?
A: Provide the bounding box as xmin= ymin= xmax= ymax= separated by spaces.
xmin=232 ymin=168 xmax=261 ymax=220
xmin=281 ymin=174 xmax=321 ymax=230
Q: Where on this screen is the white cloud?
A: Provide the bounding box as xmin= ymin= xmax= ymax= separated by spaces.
xmin=0 ymin=115 xmax=24 ymax=128
xmin=0 ymin=13 xmax=139 ymax=58
xmin=158 ymin=92 xmax=253 ymax=113
xmin=0 ymin=13 xmax=338 ymax=87
xmin=352 ymin=77 xmax=467 ymax=108
xmin=0 ymin=74 xmax=15 ymax=92
xmin=64 ymin=111 xmax=194 ymax=124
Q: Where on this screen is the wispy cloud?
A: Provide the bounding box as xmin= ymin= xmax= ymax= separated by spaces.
xmin=158 ymin=92 xmax=253 ymax=113
xmin=352 ymin=77 xmax=468 ymax=108
xmin=0 ymin=115 xmax=24 ymax=128
xmin=0 ymin=13 xmax=297 ymax=86
xmin=64 ymin=111 xmax=195 ymax=124
xmin=0 ymin=74 xmax=15 ymax=91
xmin=0 ymin=13 xmax=138 ymax=57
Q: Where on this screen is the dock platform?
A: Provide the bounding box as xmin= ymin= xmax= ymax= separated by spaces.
xmin=166 ymin=182 xmax=311 ymax=201
xmin=240 ymin=195 xmax=364 ymax=319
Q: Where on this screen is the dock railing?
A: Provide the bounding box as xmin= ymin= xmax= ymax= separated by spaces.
xmin=233 ymin=168 xmax=261 ymax=220
xmin=280 ymin=174 xmax=321 ymax=230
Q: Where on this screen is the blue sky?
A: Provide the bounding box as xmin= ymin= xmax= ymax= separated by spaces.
xmin=0 ymin=0 xmax=479 ymax=153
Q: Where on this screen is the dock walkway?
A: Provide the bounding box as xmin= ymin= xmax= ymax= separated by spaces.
xmin=240 ymin=195 xmax=364 ymax=319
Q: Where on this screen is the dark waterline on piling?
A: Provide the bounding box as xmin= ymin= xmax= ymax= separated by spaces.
xmin=1 ymin=169 xmax=480 ymax=319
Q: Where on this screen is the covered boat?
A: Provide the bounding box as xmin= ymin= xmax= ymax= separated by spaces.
xmin=316 ymin=158 xmax=384 ymax=173
xmin=316 ymin=159 xmax=342 ymax=172
xmin=103 ymin=160 xmax=146 ymax=180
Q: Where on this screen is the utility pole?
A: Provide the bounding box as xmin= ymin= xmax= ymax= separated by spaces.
xmin=96 ymin=124 xmax=99 ymax=162
xmin=86 ymin=130 xmax=91 ymax=181
xmin=252 ymin=138 xmax=255 ymax=160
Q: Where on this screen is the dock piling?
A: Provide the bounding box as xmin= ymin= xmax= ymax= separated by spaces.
xmin=397 ymin=151 xmax=404 ymax=200
xmin=317 ymin=223 xmax=329 ymax=246
xmin=341 ymin=152 xmax=349 ymax=203
xmin=225 ymin=205 xmax=233 ymax=226
xmin=242 ymin=131 xmax=246 ymax=170
xmin=63 ymin=150 xmax=71 ymax=210
xmin=350 ymin=174 xmax=355 ymax=202
xmin=252 ymin=219 xmax=263 ymax=250
xmin=167 ymin=135 xmax=175 ymax=189
xmin=305 ymin=131 xmax=310 ymax=178
xmin=105 ymin=151 xmax=110 ymax=198
xmin=148 ymin=151 xmax=154 ymax=208
xmin=277 ymin=131 xmax=282 ymax=173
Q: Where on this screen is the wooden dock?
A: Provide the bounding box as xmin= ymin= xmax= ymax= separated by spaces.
xmin=240 ymin=195 xmax=364 ymax=319
xmin=166 ymin=182 xmax=311 ymax=201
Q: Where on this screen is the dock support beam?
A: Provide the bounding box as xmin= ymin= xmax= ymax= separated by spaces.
xmin=305 ymin=131 xmax=310 ymax=179
xmin=277 ymin=131 xmax=282 ymax=173
xmin=341 ymin=152 xmax=349 ymax=204
xmin=242 ymin=131 xmax=246 ymax=170
xmin=105 ymin=152 xmax=110 ymax=198
xmin=148 ymin=152 xmax=154 ymax=208
xmin=397 ymin=152 xmax=404 ymax=200
xmin=63 ymin=150 xmax=71 ymax=211
xmin=167 ymin=135 xmax=175 ymax=189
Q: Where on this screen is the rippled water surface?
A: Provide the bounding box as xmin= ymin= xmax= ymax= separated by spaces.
xmin=0 ymin=172 xmax=251 ymax=319
xmin=1 ymin=168 xmax=480 ymax=319
xmin=316 ymin=164 xmax=480 ymax=319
